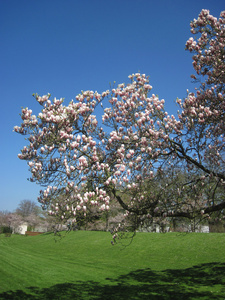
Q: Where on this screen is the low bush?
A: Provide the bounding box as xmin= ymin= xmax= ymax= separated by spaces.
xmin=0 ymin=226 xmax=12 ymax=234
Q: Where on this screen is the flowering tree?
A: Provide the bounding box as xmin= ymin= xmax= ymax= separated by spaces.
xmin=14 ymin=9 xmax=225 ymax=237
xmin=7 ymin=213 xmax=24 ymax=234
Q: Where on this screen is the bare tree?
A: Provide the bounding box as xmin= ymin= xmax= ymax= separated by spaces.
xmin=16 ymin=200 xmax=41 ymax=218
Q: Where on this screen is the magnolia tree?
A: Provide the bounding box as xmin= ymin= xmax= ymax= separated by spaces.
xmin=14 ymin=9 xmax=225 ymax=239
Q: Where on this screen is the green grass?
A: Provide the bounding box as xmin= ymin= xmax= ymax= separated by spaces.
xmin=0 ymin=231 xmax=225 ymax=299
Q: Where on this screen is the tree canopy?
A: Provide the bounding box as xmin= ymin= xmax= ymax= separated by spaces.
xmin=15 ymin=200 xmax=40 ymax=218
xmin=14 ymin=9 xmax=225 ymax=237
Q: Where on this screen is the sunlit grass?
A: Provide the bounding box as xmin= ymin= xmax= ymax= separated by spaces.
xmin=0 ymin=231 xmax=225 ymax=299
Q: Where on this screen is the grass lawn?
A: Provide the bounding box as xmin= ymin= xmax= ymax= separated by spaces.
xmin=0 ymin=231 xmax=225 ymax=299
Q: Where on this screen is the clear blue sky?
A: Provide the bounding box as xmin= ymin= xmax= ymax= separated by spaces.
xmin=1 ymin=0 xmax=224 ymax=212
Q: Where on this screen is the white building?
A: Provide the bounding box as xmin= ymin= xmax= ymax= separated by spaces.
xmin=12 ymin=223 xmax=28 ymax=235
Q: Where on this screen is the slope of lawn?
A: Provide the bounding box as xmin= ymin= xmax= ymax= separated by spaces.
xmin=0 ymin=231 xmax=225 ymax=299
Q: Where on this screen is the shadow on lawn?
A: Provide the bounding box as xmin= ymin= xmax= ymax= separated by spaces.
xmin=0 ymin=262 xmax=225 ymax=300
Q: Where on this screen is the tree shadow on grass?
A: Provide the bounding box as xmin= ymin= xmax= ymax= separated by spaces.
xmin=0 ymin=262 xmax=225 ymax=299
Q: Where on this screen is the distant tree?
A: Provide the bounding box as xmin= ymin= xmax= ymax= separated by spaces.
xmin=7 ymin=213 xmax=23 ymax=233
xmin=0 ymin=210 xmax=11 ymax=234
xmin=24 ymin=213 xmax=41 ymax=231
xmin=0 ymin=210 xmax=10 ymax=227
xmin=16 ymin=200 xmax=40 ymax=218
xmin=14 ymin=9 xmax=225 ymax=240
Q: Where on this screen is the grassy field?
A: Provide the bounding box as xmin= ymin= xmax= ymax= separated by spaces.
xmin=0 ymin=231 xmax=225 ymax=299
